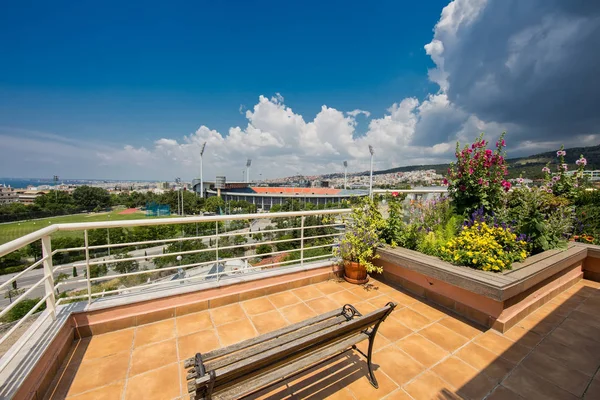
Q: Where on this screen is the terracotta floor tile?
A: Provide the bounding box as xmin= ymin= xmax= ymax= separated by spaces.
xmin=419 ymin=323 xmax=469 ymax=352
xmin=344 ymin=364 xmax=398 ymax=400
xmin=368 ymin=294 xmax=399 ymax=308
xmin=134 ymin=319 xmax=176 ymax=348
xmin=474 ymin=331 xmax=530 ymax=363
xmin=177 ymin=329 xmax=220 ymax=358
xmin=377 ymin=317 xmax=412 ymax=342
xmin=585 ymin=379 xmax=600 ymax=400
xmin=66 ymin=352 xmax=130 ymax=396
xmin=66 ymin=380 xmax=125 ymax=400
xmin=130 ymin=339 xmax=178 ymax=377
xmin=250 ymin=310 xmax=289 ymax=334
xmin=81 ymin=328 xmax=134 ymax=360
xmin=454 ymin=342 xmax=515 ymax=382
xmin=385 ymin=290 xmax=419 ymax=306
xmin=560 ymin=317 xmax=600 ymax=343
xmin=216 ymin=318 xmax=257 ymax=347
xmin=374 ymin=346 xmax=424 ymax=385
xmin=279 ymin=303 xmax=317 ymax=324
xmin=485 ymin=385 xmax=525 ymax=400
xmin=396 ymin=334 xmax=449 ymax=367
xmin=124 ymin=363 xmax=181 ymax=400
xmin=315 ymin=280 xmax=346 ymax=295
xmin=403 ymin=371 xmax=462 ymax=400
xmin=355 ymin=333 xmax=391 ymax=355
xmin=327 ymin=290 xmax=362 ymax=307
xmin=306 ymin=297 xmax=341 ymax=314
xmin=209 ymin=303 xmax=246 ymax=326
xmin=392 ymin=307 xmax=432 ymax=331
xmin=521 ymin=350 xmax=591 ymax=397
xmin=384 ymin=389 xmax=413 ymax=400
xmin=354 ymin=301 xmax=379 ymax=314
xmin=567 ymin=310 xmax=600 ymax=330
xmin=242 ymin=297 xmax=276 ymax=315
xmin=533 ymin=336 xmax=599 ymax=376
xmin=503 ymin=365 xmax=579 ymax=400
xmin=502 ymin=325 xmax=543 ymax=348
xmin=349 ymin=283 xmax=385 ymax=300
xmin=516 ymin=315 xmax=562 ymax=336
xmin=268 ymin=291 xmax=302 ymax=308
xmin=438 ymin=317 xmax=484 ymax=339
xmin=292 ymin=285 xmax=325 ymax=301
xmin=176 ymin=310 xmax=213 ymax=337
xmin=409 ymin=302 xmax=447 ymax=321
xmin=549 ymin=326 xmax=600 ymax=356
xmin=433 ymin=357 xmax=496 ymax=400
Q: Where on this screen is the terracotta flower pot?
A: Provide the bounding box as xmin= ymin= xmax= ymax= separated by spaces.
xmin=343 ymin=261 xmax=369 ymax=284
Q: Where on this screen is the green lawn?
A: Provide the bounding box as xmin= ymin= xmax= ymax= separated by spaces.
xmin=0 ymin=210 xmax=173 ymax=244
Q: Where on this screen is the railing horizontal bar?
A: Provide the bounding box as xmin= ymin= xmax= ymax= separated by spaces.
xmin=54 ymin=209 xmax=350 ymax=231
xmin=0 ymin=276 xmax=49 ymax=320
xmin=0 ymin=226 xmax=57 ymax=258
xmin=0 ymin=293 xmax=51 ymax=348
xmin=0 ymin=255 xmax=49 ymax=291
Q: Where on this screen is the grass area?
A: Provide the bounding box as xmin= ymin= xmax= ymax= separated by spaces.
xmin=0 ymin=209 xmax=173 ymax=244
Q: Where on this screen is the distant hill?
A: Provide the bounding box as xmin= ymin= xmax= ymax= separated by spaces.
xmin=322 ymin=143 xmax=600 ymax=180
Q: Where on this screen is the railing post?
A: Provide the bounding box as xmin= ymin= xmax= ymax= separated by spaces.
xmin=84 ymin=230 xmax=92 ymax=304
xmin=215 ymin=221 xmax=219 ymax=281
xmin=300 ymin=216 xmax=305 ymax=267
xmin=41 ymin=235 xmax=56 ymax=320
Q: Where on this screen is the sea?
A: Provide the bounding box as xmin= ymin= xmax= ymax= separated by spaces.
xmin=0 ymin=178 xmax=148 ymax=189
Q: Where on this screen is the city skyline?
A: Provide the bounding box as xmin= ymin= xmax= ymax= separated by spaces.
xmin=2 ymin=1 xmax=600 ymax=181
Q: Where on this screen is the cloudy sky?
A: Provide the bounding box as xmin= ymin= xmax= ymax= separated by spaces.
xmin=1 ymin=0 xmax=599 ymax=181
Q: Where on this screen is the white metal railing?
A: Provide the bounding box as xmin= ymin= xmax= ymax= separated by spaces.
xmin=0 ymin=208 xmax=350 ymax=372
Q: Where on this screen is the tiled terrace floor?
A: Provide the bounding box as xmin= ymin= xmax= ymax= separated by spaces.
xmin=44 ymin=277 xmax=600 ymax=400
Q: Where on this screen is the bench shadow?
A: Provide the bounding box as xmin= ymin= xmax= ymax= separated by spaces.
xmin=245 ymin=352 xmax=380 ymax=399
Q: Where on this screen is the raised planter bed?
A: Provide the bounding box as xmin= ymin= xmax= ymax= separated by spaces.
xmin=374 ymin=243 xmax=599 ymax=332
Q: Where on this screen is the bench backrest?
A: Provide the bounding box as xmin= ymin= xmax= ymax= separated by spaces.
xmin=196 ymin=302 xmax=396 ymax=392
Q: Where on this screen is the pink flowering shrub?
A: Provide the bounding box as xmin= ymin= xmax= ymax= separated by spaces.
xmin=541 ymin=145 xmax=586 ymax=198
xmin=444 ymin=133 xmax=510 ymax=215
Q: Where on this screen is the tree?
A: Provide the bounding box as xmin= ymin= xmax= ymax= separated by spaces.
xmin=204 ymin=196 xmax=225 ymax=213
xmin=256 ymin=244 xmax=272 ymax=255
xmin=72 ymin=266 xmax=78 ymax=277
xmin=233 ymin=235 xmax=248 ymax=246
xmin=72 ymin=186 xmax=111 ymax=211
xmin=12 ymin=280 xmax=17 ymax=290
xmin=112 ymin=253 xmax=139 ymax=274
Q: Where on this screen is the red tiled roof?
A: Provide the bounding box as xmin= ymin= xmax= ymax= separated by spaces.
xmin=251 ymin=187 xmax=341 ymax=195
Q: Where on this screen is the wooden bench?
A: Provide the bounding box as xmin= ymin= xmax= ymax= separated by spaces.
xmin=184 ymin=302 xmax=397 ymax=400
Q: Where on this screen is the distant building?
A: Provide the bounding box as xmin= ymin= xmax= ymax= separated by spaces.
xmin=0 ymin=185 xmax=19 ymax=204
xmin=16 ymin=190 xmax=48 ymax=205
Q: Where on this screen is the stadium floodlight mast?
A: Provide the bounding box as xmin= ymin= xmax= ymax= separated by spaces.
xmin=199 ymin=142 xmax=206 ymax=198
xmin=368 ymin=145 xmax=374 ymax=199
xmin=343 ymin=161 xmax=348 ymax=190
xmin=175 ymin=177 xmax=183 ymax=216
xmin=53 ymin=175 xmax=59 ymax=202
xmin=246 ymin=159 xmax=252 ymax=183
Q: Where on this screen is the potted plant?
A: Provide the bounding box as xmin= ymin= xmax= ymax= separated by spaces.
xmin=334 ymin=197 xmax=385 ymax=284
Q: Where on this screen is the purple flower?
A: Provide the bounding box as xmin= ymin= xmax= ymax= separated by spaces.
xmin=552 ymin=175 xmax=560 ymax=181
xmin=557 ymin=150 xmax=566 ymax=157
xmin=561 ymin=164 xmax=568 ymax=171
xmin=542 ymin=167 xmax=551 ymax=173
xmin=576 ymin=157 xmax=587 ymax=166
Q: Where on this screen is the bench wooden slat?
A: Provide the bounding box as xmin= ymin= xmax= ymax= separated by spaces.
xmin=200 ymin=307 xmax=344 ymax=362
xmin=205 ymin=315 xmax=349 ymax=371
xmin=200 ymin=305 xmax=392 ymax=388
xmin=212 ymin=332 xmax=369 ymax=400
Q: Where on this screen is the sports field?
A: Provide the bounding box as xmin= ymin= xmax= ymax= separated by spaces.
xmin=0 ymin=209 xmax=172 ymax=245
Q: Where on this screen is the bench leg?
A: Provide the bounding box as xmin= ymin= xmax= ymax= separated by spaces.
xmin=365 ymin=333 xmax=379 ymax=389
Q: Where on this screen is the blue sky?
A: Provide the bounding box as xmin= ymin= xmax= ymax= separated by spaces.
xmin=0 ymin=1 xmax=444 ymax=142
xmin=1 ymin=1 xmax=599 ymax=180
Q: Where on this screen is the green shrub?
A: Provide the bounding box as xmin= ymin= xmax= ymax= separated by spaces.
xmin=1 ymin=298 xmax=46 ymax=323
xmin=416 ymin=216 xmax=460 ymax=257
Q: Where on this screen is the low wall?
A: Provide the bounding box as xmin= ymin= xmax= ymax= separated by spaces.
xmin=374 ymin=243 xmax=595 ymax=332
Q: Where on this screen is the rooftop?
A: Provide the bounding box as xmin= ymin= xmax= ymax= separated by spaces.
xmin=43 ymin=276 xmax=600 ymax=400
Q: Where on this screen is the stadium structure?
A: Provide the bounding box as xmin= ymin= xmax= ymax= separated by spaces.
xmin=192 ymin=179 xmax=367 ymax=211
